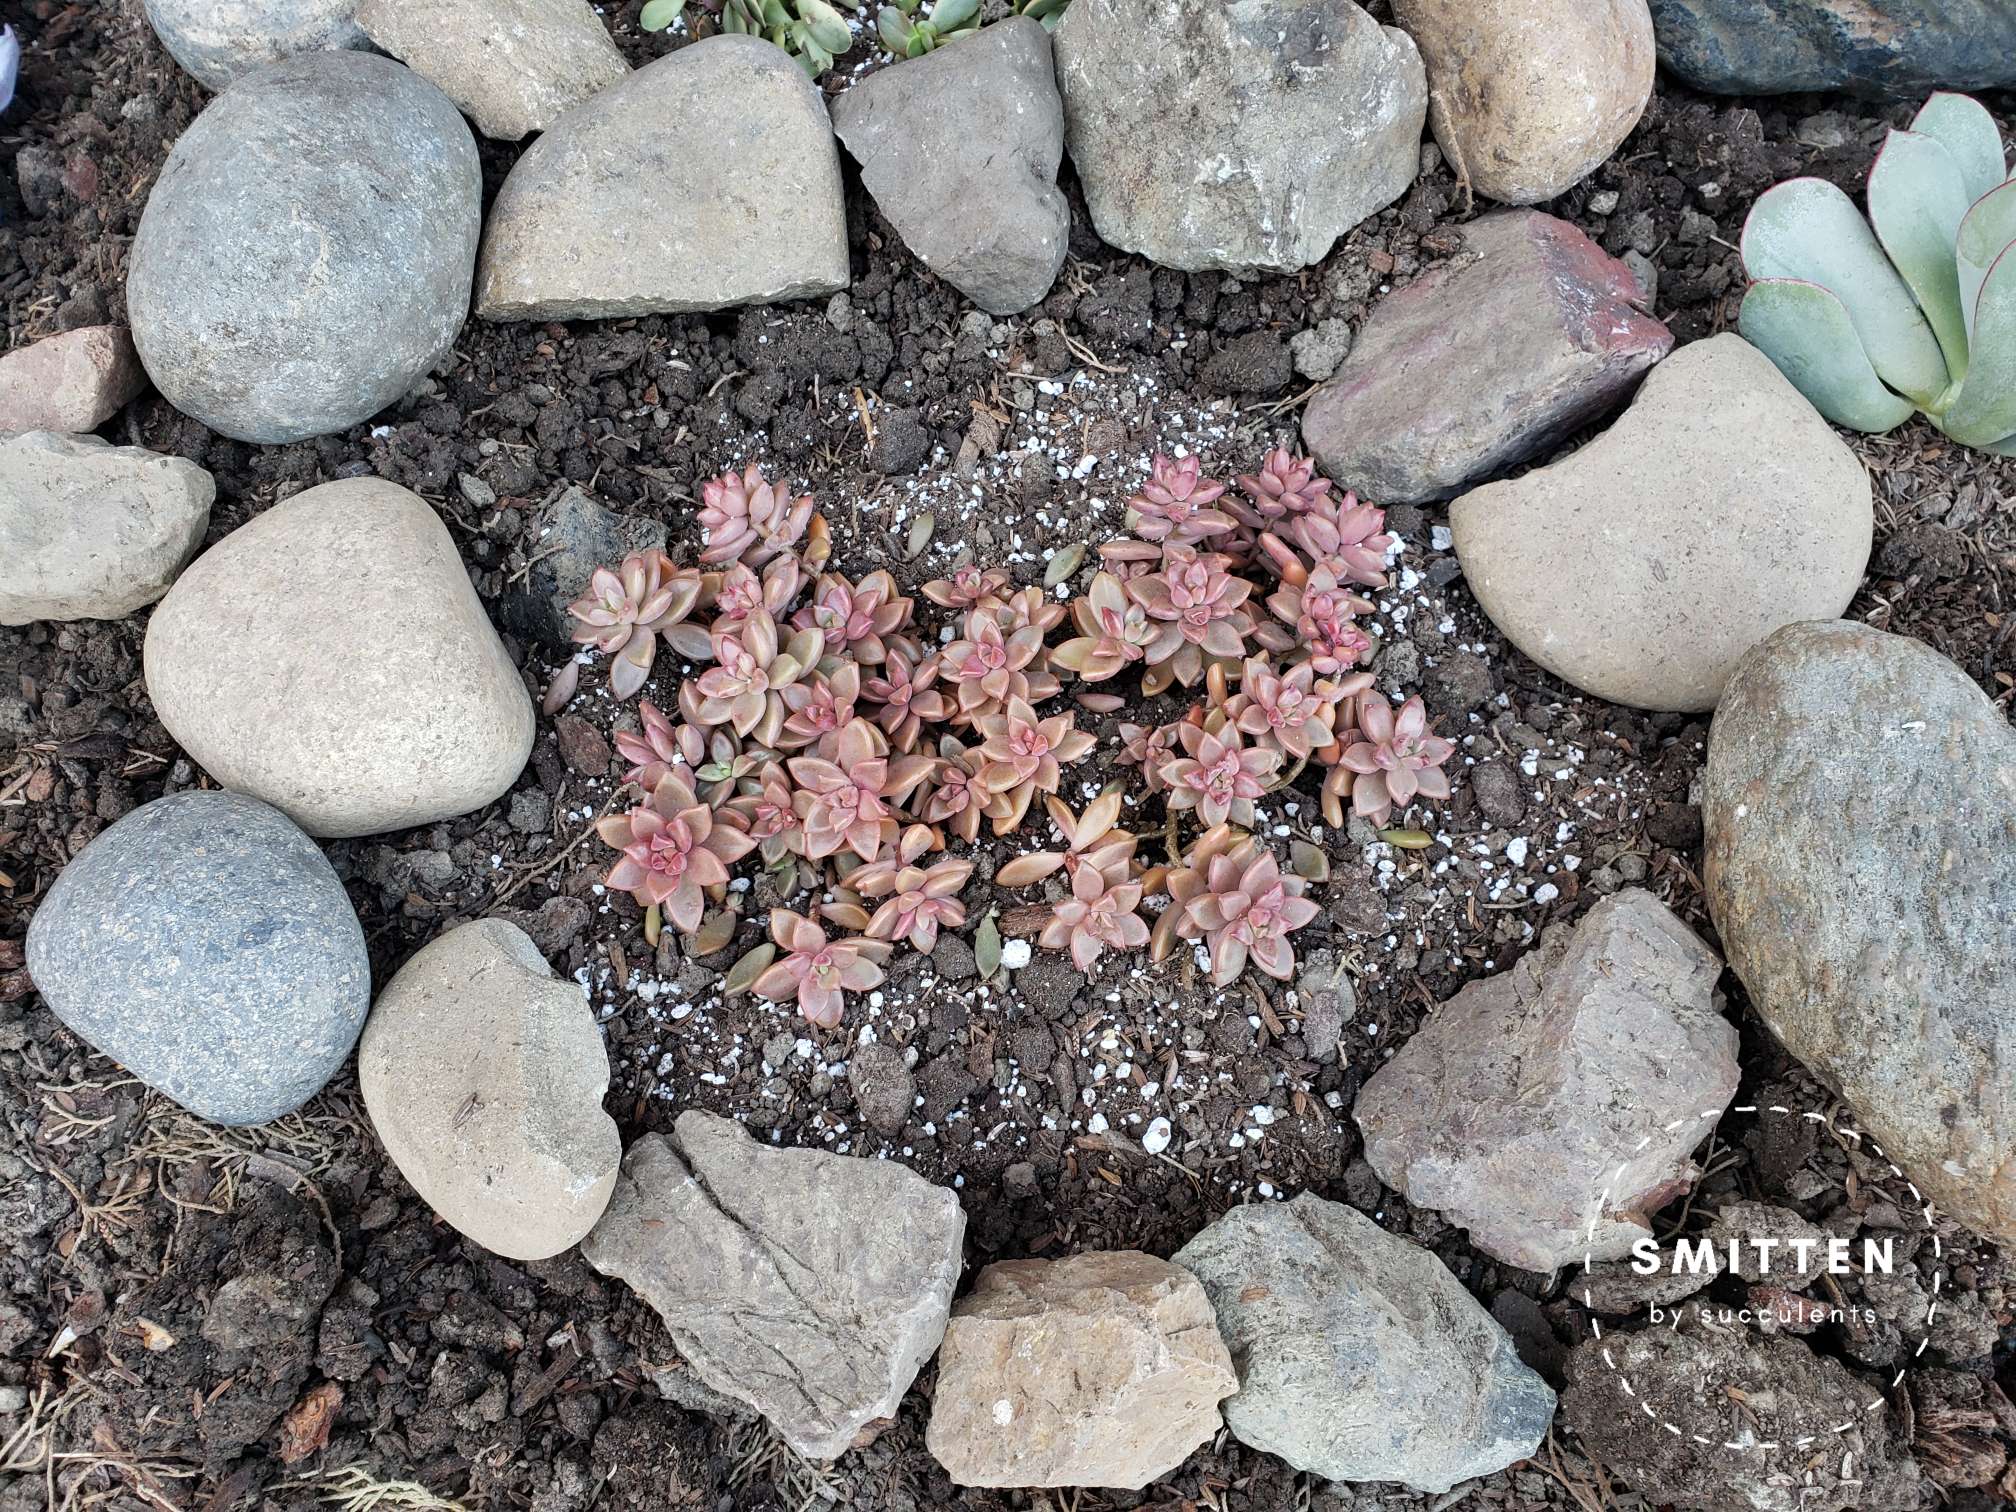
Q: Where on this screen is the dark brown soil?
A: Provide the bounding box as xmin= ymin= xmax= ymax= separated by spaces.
xmin=3 ymin=4 xmax=2015 ymax=1510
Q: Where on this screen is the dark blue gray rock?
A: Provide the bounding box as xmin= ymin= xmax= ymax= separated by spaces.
xmin=25 ymin=791 xmax=369 ymax=1126
xmin=1648 ymin=0 xmax=2016 ymax=97
xmin=127 ymin=51 xmax=480 ymax=444
xmin=499 ymin=487 xmax=667 ymax=650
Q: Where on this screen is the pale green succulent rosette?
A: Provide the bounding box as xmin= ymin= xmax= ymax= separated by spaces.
xmin=1739 ymin=92 xmax=2016 ymax=454
xmin=640 ymin=0 xmax=859 ymax=76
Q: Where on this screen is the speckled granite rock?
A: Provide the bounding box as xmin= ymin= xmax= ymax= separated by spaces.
xmin=581 ymin=1112 xmax=964 ymax=1460
xmin=24 ymin=792 xmax=368 ymax=1126
xmin=139 ymin=0 xmax=370 ymax=90
xmin=0 ymin=326 xmax=148 ymax=433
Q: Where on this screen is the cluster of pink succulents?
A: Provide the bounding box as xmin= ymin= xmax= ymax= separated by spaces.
xmin=568 ymin=448 xmax=1455 ymax=1029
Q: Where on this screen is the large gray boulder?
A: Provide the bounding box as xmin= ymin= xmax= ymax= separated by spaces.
xmin=1053 ymin=0 xmax=1425 ymax=274
xmin=0 ymin=431 xmax=213 ymax=625
xmin=1450 ymin=334 xmax=1871 ymax=711
xmin=580 ymin=1111 xmax=965 ymax=1460
xmin=144 ymin=478 xmax=535 ymax=839
xmin=476 ymin=35 xmax=848 ymax=320
xmin=1355 ymin=890 xmax=1738 ymax=1272
xmin=127 ymin=51 xmax=481 ymax=444
xmin=1704 ymin=621 xmax=2016 ymax=1245
xmin=1174 ymin=1194 xmax=1555 ymax=1492
xmin=1303 ymin=210 xmax=1672 ymax=503
xmin=832 ymin=18 xmax=1068 ymax=316
xmin=140 ymin=0 xmax=370 ymax=90
xmin=25 ymin=792 xmax=369 ymax=1127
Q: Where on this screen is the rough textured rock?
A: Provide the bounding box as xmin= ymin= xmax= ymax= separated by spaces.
xmin=24 ymin=792 xmax=369 ymax=1126
xmin=498 ymin=486 xmax=667 ymax=649
xmin=1706 ymin=1202 xmax=1833 ymax=1285
xmin=0 ymin=326 xmax=148 ymax=433
xmin=581 ymin=1111 xmax=964 ymax=1460
xmin=1648 ymin=0 xmax=2016 ymax=97
xmin=476 ymin=36 xmax=847 ymax=320
xmin=832 ymin=19 xmax=1066 ymax=316
xmin=1450 ymin=334 xmax=1871 ymax=711
xmin=926 ymin=1250 xmax=1235 ymax=1489
xmin=1053 ymin=0 xmax=1425 ymax=274
xmin=1704 ymin=620 xmax=2016 ymax=1244
xmin=359 ymin=919 xmax=619 ymax=1261
xmin=1393 ymin=0 xmax=1653 ymax=204
xmin=140 ymin=0 xmax=370 ymax=90
xmin=1356 ymin=890 xmax=1736 ymax=1272
xmin=127 ymin=51 xmax=480 ymax=444
xmin=354 ymin=0 xmax=627 ymax=141
xmin=1175 ymin=1195 xmax=1554 ymax=1492
xmin=1303 ymin=211 xmax=1671 ymax=503
xmin=1563 ymin=1323 xmax=1925 ymax=1511
xmin=144 ymin=478 xmax=534 ymax=839
xmin=0 ymin=431 xmax=213 ymax=625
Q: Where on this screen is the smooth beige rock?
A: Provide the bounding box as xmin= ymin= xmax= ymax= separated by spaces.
xmin=355 ymin=0 xmax=627 ymax=141
xmin=1393 ymin=0 xmax=1655 ymax=205
xmin=144 ymin=478 xmax=535 ymax=837
xmin=926 ymin=1251 xmax=1236 ymax=1490
xmin=0 ymin=431 xmax=213 ymax=625
xmin=0 ymin=328 xmax=148 ymax=433
xmin=360 ymin=919 xmax=618 ymax=1260
xmin=475 ymin=35 xmax=847 ymax=319
xmin=1450 ymin=334 xmax=1871 ymax=712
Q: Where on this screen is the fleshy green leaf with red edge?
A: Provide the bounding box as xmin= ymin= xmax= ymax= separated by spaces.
xmin=1940 ymin=245 xmax=2016 ymax=447
xmin=1739 ymin=278 xmax=1921 ymax=433
xmin=1867 ymin=129 xmax=1972 ymax=375
xmin=1957 ymin=179 xmax=2016 ymax=342
xmin=1912 ymin=92 xmax=2008 ymax=204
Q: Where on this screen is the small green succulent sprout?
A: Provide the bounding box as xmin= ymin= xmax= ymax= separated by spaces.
xmin=1013 ymin=0 xmax=1070 ymax=28
xmin=644 ymin=0 xmax=859 ymax=75
xmin=877 ymin=0 xmax=980 ymax=57
xmin=1739 ymin=92 xmax=2016 ymax=455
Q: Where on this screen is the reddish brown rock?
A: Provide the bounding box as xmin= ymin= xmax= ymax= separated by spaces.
xmin=0 ymin=327 xmax=147 ymax=434
xmin=1301 ymin=210 xmax=1671 ymax=503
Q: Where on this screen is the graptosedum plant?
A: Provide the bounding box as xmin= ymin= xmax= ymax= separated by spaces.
xmin=1740 ymin=92 xmax=2016 ymax=454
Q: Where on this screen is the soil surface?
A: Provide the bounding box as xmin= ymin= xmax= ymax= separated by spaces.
xmin=4 ymin=4 xmax=2015 ymax=1511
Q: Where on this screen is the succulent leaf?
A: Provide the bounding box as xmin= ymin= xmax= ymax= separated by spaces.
xmin=1867 ymin=130 xmax=1973 ymax=377
xmin=639 ymin=0 xmax=685 ymax=30
xmin=1739 ymin=279 xmax=1919 ymax=433
xmin=800 ymin=0 xmax=854 ymax=53
xmin=877 ymin=6 xmax=913 ymax=48
xmin=1741 ymin=177 xmax=1950 ymax=406
xmin=1938 ymin=245 xmax=2016 ymax=447
xmin=931 ymin=0 xmax=980 ymax=26
xmin=1912 ymin=92 xmax=2009 ymax=204
xmin=1957 ymin=179 xmax=2016 ymax=341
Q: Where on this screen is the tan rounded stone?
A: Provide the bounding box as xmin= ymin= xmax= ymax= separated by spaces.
xmin=0 ymin=327 xmax=148 ymax=434
xmin=1394 ymin=0 xmax=1655 ymax=205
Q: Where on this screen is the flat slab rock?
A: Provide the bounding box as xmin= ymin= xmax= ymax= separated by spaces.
xmin=580 ymin=1111 xmax=964 ymax=1461
xmin=1355 ymin=889 xmax=1737 ymax=1272
xmin=926 ymin=1250 xmax=1235 ymax=1490
xmin=1450 ymin=333 xmax=1871 ymax=712
xmin=1175 ymin=1194 xmax=1555 ymax=1492
xmin=1704 ymin=620 xmax=2016 ymax=1244
xmin=1648 ymin=0 xmax=2016 ymax=96
xmin=832 ymin=17 xmax=1068 ymax=317
xmin=1303 ymin=210 xmax=1671 ymax=504
xmin=1053 ymin=0 xmax=1425 ymax=274
xmin=24 ymin=791 xmax=369 ymax=1126
xmin=0 ymin=326 xmax=147 ymax=433
xmin=476 ymin=34 xmax=847 ymax=320
xmin=0 ymin=430 xmax=213 ymax=625
xmin=359 ymin=919 xmax=619 ymax=1261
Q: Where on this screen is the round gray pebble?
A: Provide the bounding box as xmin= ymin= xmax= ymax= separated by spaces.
xmin=25 ymin=791 xmax=370 ymax=1126
xmin=139 ymin=0 xmax=371 ymax=91
xmin=126 ymin=50 xmax=480 ymax=444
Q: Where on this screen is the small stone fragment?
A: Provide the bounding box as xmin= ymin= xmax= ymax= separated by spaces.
xmin=140 ymin=0 xmax=370 ymax=90
xmin=0 ymin=326 xmax=147 ymax=432
xmin=1175 ymin=1194 xmax=1554 ymax=1492
xmin=359 ymin=919 xmax=619 ymax=1261
xmin=848 ymin=1042 xmax=915 ymax=1137
xmin=1355 ymin=890 xmax=1738 ymax=1272
xmin=24 ymin=792 xmax=369 ymax=1126
xmin=0 ymin=431 xmax=213 ymax=625
xmin=926 ymin=1250 xmax=1235 ymax=1489
xmin=581 ymin=1111 xmax=964 ymax=1460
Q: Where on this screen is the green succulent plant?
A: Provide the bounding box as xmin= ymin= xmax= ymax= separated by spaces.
xmin=640 ymin=0 xmax=860 ymax=76
xmin=876 ymin=0 xmax=980 ymax=57
xmin=1739 ymin=92 xmax=2016 ymax=455
xmin=1014 ymin=0 xmax=1071 ymax=29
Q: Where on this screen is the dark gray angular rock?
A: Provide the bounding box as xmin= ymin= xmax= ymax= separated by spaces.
xmin=127 ymin=51 xmax=481 ymax=444
xmin=1053 ymin=0 xmax=1425 ymax=274
xmin=140 ymin=0 xmax=371 ymax=91
xmin=1704 ymin=620 xmax=2016 ymax=1245
xmin=1174 ymin=1194 xmax=1555 ymax=1492
xmin=832 ymin=18 xmax=1068 ymax=317
xmin=499 ymin=487 xmax=667 ymax=649
xmin=24 ymin=792 xmax=369 ymax=1126
xmin=1303 ymin=211 xmax=1672 ymax=504
xmin=1648 ymin=0 xmax=2016 ymax=97
xmin=1355 ymin=890 xmax=1737 ymax=1272
xmin=579 ymin=1111 xmax=964 ymax=1460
